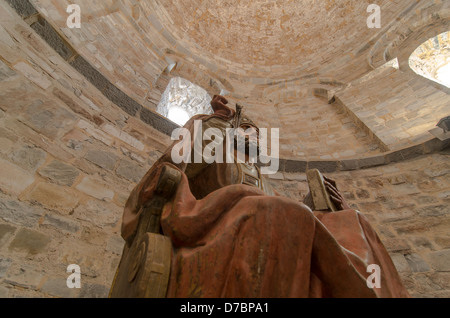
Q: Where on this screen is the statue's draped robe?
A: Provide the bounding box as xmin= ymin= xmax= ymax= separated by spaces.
xmin=121 ymin=115 xmax=409 ymax=298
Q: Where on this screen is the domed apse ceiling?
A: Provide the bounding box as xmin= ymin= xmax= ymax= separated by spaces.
xmin=27 ymin=0 xmax=449 ymax=156
xmin=157 ymin=0 xmax=383 ymax=74
xmin=153 ymin=0 xmax=420 ymax=80
xmin=32 ymin=0 xmax=424 ymax=91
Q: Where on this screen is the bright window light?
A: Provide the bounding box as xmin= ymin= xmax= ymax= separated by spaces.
xmin=436 ymin=62 xmax=450 ymax=87
xmin=409 ymin=31 xmax=450 ymax=88
xmin=167 ymin=106 xmax=190 ymax=126
xmin=156 ymin=77 xmax=213 ymax=126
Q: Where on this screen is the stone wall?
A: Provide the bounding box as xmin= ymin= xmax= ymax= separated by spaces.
xmin=0 ymin=0 xmax=449 ymax=299
xmin=0 ymin=2 xmax=172 ymax=297
xmin=268 ymin=150 xmax=450 ymax=298
xmin=336 ymin=65 xmax=450 ymax=150
xmin=276 ymin=94 xmax=382 ymax=160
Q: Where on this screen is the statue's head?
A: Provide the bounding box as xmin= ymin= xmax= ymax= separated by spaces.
xmin=211 ymin=95 xmax=235 ymax=119
xmin=211 ymin=95 xmax=260 ymax=161
xmin=236 ymin=113 xmax=259 ymax=155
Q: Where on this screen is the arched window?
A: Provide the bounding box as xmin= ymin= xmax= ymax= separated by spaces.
xmin=156 ymin=77 xmax=213 ymax=126
xmin=409 ymin=31 xmax=450 ymax=88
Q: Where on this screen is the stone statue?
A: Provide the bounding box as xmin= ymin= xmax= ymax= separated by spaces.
xmin=109 ymin=95 xmax=409 ymax=298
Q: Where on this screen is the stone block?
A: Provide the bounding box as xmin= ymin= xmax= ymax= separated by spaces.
xmin=356 ymin=189 xmax=370 ymax=199
xmin=413 ymin=195 xmax=440 ymax=205
xmin=120 ymin=147 xmax=145 ymax=164
xmin=3 ymin=265 xmax=44 ymax=289
xmin=9 ymin=145 xmax=46 ymax=172
xmin=79 ymin=94 xmax=101 ymax=112
xmin=13 ymin=62 xmax=51 ymax=90
xmin=415 ymin=205 xmax=449 ymax=217
xmin=102 ymin=124 xmax=144 ymax=151
xmin=38 ymin=160 xmax=80 ymax=186
xmin=5 ymin=119 xmax=74 ymax=163
xmin=30 ymin=18 xmax=74 ymax=60
xmin=114 ymin=192 xmax=129 ymax=208
xmin=0 ymin=23 xmax=15 ymax=48
xmin=423 ymin=165 xmax=450 ymax=178
xmin=41 ymin=213 xmax=80 ymax=234
xmin=9 ymin=228 xmax=51 ymax=255
xmin=115 ymin=159 xmax=146 ymax=183
xmin=72 ymin=200 xmax=121 ymax=228
xmin=80 ymin=226 xmax=109 ymax=246
xmin=358 ymin=155 xmax=386 ymax=169
xmin=307 ymin=161 xmax=338 ymax=173
xmin=0 ymin=195 xmax=43 ymax=227
xmin=0 ymin=285 xmax=10 ymax=297
xmin=428 ymin=250 xmax=450 ymax=272
xmin=390 ymin=183 xmax=421 ymax=196
xmin=409 ymin=237 xmax=434 ymax=251
xmin=0 ymin=132 xmax=16 ymax=156
xmin=0 ymin=59 xmax=17 ymax=81
xmin=437 ymin=191 xmax=450 ymax=201
xmin=400 ymin=144 xmax=425 ymax=161
xmin=106 ymin=235 xmax=125 ymax=255
xmin=267 ymin=172 xmax=284 ymax=180
xmin=53 ymin=88 xmax=93 ymax=122
xmin=23 ymin=182 xmax=79 ymax=214
xmin=79 ymin=283 xmax=110 ymax=298
xmin=0 ymin=158 xmax=35 ymax=196
xmin=148 ymin=150 xmax=164 ymax=166
xmin=379 ymin=207 xmax=415 ymax=222
xmin=394 ymin=217 xmax=450 ymax=235
xmin=383 ymin=238 xmax=411 ymax=253
xmin=140 ymin=107 xmax=178 ymax=136
xmin=283 ymin=159 xmax=307 ymax=173
xmin=84 ymin=149 xmax=118 ymax=171
xmin=23 ymin=99 xmax=77 ymax=140
xmin=423 ymin=138 xmax=444 ymax=153
xmin=0 ymin=257 xmax=12 ymax=278
xmin=77 ymin=120 xmax=113 ymax=146
xmin=283 ymin=173 xmax=307 ymax=181
xmin=387 ymin=175 xmax=406 ymax=185
xmin=0 ymin=224 xmax=16 ymax=248
xmin=69 ymin=56 xmax=109 ymax=93
xmin=75 ymin=176 xmax=114 ymax=201
xmin=404 ymin=254 xmax=430 ymax=272
xmin=41 ymin=277 xmax=79 ymax=298
xmin=390 ymin=254 xmax=411 ymax=273
xmin=62 ymin=128 xmax=89 ymax=151
xmin=339 ymin=159 xmax=359 ymax=171
xmin=103 ymin=83 xmax=141 ymax=117
xmin=4 ymin=0 xmax=38 ymax=18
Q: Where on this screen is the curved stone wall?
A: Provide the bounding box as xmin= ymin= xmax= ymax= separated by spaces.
xmin=0 ymin=0 xmax=449 ymax=298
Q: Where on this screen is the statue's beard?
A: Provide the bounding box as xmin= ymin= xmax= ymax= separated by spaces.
xmin=234 ymin=136 xmax=260 ymax=161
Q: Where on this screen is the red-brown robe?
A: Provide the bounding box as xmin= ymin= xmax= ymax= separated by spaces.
xmin=121 ymin=98 xmax=410 ymax=298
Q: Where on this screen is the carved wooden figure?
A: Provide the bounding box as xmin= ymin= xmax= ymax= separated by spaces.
xmin=109 ymin=95 xmax=409 ymax=298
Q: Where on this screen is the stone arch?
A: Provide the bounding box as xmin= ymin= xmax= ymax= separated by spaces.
xmin=368 ymin=3 xmax=450 ymax=70
xmin=161 ymin=49 xmax=234 ymax=96
xmin=408 ymin=31 xmax=450 ymax=88
xmin=156 ymin=76 xmax=213 ymax=126
xmin=262 ymin=77 xmax=346 ymax=104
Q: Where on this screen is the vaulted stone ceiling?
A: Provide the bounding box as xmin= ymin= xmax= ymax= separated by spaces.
xmin=28 ymin=0 xmax=450 ymax=158
xmin=31 ymin=0 xmax=442 ymax=99
xmin=156 ymin=0 xmax=402 ymax=77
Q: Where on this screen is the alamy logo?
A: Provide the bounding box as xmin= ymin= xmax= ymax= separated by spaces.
xmin=366 ymin=264 xmax=381 ymax=289
xmin=66 ymin=4 xmax=81 ymax=29
xmin=170 ymin=120 xmax=280 ymax=174
xmin=66 ymin=264 xmax=81 ymax=288
xmin=367 ymin=4 xmax=381 ymax=29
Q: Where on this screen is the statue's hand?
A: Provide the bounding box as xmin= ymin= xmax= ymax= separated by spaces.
xmin=323 ymin=176 xmax=351 ymax=211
